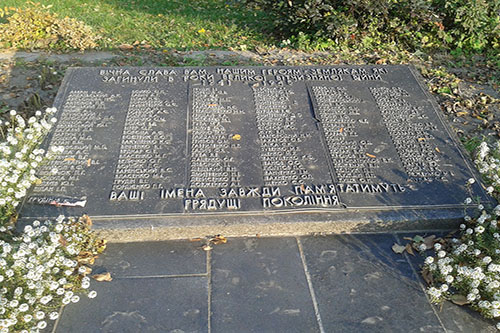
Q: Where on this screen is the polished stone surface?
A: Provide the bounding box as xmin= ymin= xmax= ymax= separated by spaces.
xmin=22 ymin=66 xmax=487 ymax=234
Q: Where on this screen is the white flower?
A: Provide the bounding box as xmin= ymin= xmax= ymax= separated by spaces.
xmin=37 ymin=321 xmax=47 ymax=329
xmin=425 ymin=256 xmax=434 ymax=264
xmin=35 ymin=311 xmax=45 ymax=320
xmin=464 ymin=198 xmax=473 ymax=204
xmin=49 ymin=312 xmax=59 ymax=320
xmin=88 ymin=290 xmax=97 ymax=298
xmin=446 ymin=275 xmax=454 ymax=283
xmin=468 ymin=178 xmax=475 ymax=184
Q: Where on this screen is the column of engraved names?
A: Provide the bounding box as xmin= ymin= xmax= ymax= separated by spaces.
xmin=370 ymin=87 xmax=441 ymax=181
xmin=189 ymin=87 xmax=241 ymax=187
xmin=253 ymin=86 xmax=312 ymax=186
xmin=33 ymin=91 xmax=116 ymax=194
xmin=312 ymin=86 xmax=379 ymax=183
xmin=111 ymin=90 xmax=173 ymax=200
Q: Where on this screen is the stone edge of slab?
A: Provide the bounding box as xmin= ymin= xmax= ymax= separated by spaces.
xmin=19 ymin=208 xmax=464 ymax=242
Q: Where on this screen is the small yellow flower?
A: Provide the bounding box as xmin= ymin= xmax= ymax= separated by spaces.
xmin=198 ymin=28 xmax=206 ymax=34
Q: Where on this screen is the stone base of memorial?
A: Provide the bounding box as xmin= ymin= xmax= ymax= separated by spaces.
xmin=20 ymin=66 xmax=489 ymax=241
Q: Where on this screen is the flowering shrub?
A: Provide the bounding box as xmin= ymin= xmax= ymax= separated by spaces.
xmin=0 ymin=108 xmax=62 ymax=227
xmin=424 ymin=138 xmax=500 ymax=330
xmin=0 ymin=108 xmax=106 ymax=331
xmin=475 ymin=140 xmax=500 ymax=199
xmin=0 ymin=215 xmax=105 ymax=332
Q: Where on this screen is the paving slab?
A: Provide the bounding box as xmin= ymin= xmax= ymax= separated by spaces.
xmin=92 ymin=240 xmax=206 ymax=277
xmin=210 ymin=237 xmax=320 ymax=332
xmin=51 ymin=236 xmax=497 ymax=332
xmin=300 ymin=234 xmax=444 ymax=332
xmin=55 ymin=276 xmax=208 ymax=333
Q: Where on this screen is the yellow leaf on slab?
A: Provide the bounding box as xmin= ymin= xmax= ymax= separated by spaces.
xmin=211 ymin=235 xmax=227 ymax=245
xmin=392 ymin=243 xmax=406 ymax=254
xmin=92 ymin=272 xmax=112 ymax=282
xmin=232 ymin=134 xmax=241 ymax=141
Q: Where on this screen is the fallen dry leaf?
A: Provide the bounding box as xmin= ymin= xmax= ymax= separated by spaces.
xmin=210 ymin=235 xmax=227 ymax=245
xmin=79 ymin=266 xmax=92 ymax=276
xmin=366 ymin=153 xmax=376 ymax=158
xmin=80 ymin=214 xmax=92 ymax=227
xmin=118 ymin=43 xmax=134 ymax=51
xmin=232 ymin=134 xmax=241 ymax=141
xmin=421 ymin=267 xmax=434 ymax=285
xmin=59 ymin=235 xmax=67 ymax=247
xmin=77 ymin=251 xmax=96 ymax=265
xmin=423 ymin=235 xmax=437 ymax=250
xmin=392 ymin=243 xmax=406 ymax=254
xmin=96 ymin=239 xmax=107 ymax=253
xmin=450 ymin=294 xmax=469 ymax=306
xmin=190 ymin=238 xmax=202 ymax=242
xmin=92 ymin=272 xmax=112 ymax=282
xmin=405 ymin=243 xmax=415 ymax=256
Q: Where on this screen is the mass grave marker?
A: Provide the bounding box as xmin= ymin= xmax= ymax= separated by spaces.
xmin=21 ymin=66 xmax=487 ymax=237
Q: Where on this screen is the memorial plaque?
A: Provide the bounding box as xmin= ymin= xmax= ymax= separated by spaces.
xmin=21 ymin=66 xmax=488 ymax=235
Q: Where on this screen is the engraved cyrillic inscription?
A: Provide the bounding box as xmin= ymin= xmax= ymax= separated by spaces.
xmin=189 ymin=87 xmax=242 ymax=188
xmin=312 ymin=86 xmax=380 ymax=183
xmin=33 ymin=90 xmax=118 ymax=194
xmin=370 ymin=87 xmax=442 ymax=182
xmin=110 ymin=90 xmax=175 ymax=200
xmin=253 ymin=86 xmax=312 ymax=186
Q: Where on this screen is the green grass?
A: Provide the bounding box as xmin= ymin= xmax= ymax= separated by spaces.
xmin=1 ymin=0 xmax=274 ymax=50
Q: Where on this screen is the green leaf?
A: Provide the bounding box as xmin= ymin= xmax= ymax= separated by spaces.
xmin=450 ymin=294 xmax=469 ymax=306
xmin=413 ymin=235 xmax=424 ymax=243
